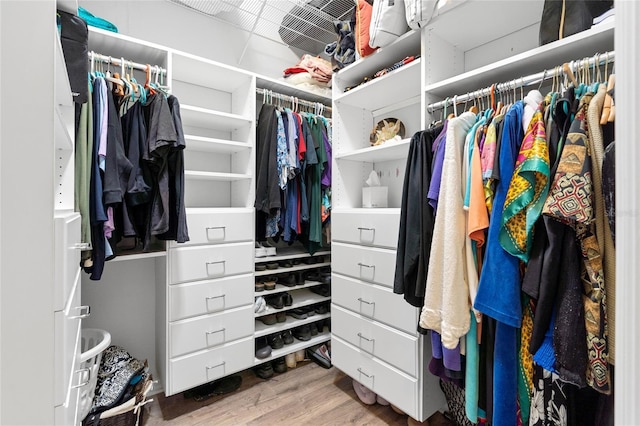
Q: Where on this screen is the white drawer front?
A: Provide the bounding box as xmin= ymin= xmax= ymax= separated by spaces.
xmin=54 ymin=273 xmax=83 ymax=407
xmin=170 ymin=306 xmax=254 ymax=357
xmin=170 ymin=242 xmax=253 ymax=284
xmin=169 ymin=337 xmax=253 ymax=395
xmin=169 ymin=274 xmax=253 ymax=321
xmin=332 ymin=273 xmax=418 ymax=335
xmin=332 ymin=209 xmax=400 ymax=249
xmin=332 ymin=242 xmax=396 ymax=289
xmin=332 ymin=336 xmax=418 ymax=418
xmin=54 ymin=212 xmax=81 ymax=311
xmin=170 ymin=209 xmax=253 ymax=247
xmin=332 ymin=305 xmax=418 ymax=376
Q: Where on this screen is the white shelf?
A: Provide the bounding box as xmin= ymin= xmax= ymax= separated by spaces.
xmin=184 ymin=170 xmax=252 ymax=182
xmin=334 ymin=59 xmax=422 ymax=111
xmin=254 ymin=331 xmax=331 ymax=365
xmin=425 ymin=20 xmax=615 ymax=98
xmin=256 ymin=75 xmax=332 ymax=105
xmin=254 ymin=312 xmax=331 ymax=338
xmin=88 ymin=27 xmax=168 ymax=69
xmin=255 ymin=261 xmax=331 ymax=277
xmin=172 ymin=51 xmax=254 ymax=93
xmin=255 ymin=248 xmax=331 ymax=264
xmin=425 ymin=0 xmax=543 ymax=53
xmin=335 ymin=138 xmax=411 ymax=162
xmin=256 ymin=280 xmax=324 ymax=297
xmin=255 ymin=288 xmax=331 ymax=318
xmin=110 ymin=250 xmax=167 ymax=262
xmin=185 ymin=135 xmax=251 ymax=154
xmin=335 ymin=30 xmax=421 ymax=87
xmin=180 ymin=104 xmax=253 ymax=132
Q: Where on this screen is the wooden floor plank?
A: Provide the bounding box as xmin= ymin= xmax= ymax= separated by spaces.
xmin=143 ymin=362 xmax=409 ymax=425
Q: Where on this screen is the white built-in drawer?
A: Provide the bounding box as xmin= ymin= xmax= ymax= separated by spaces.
xmin=332 ymin=242 xmax=396 ymax=289
xmin=332 ymin=273 xmax=419 ymax=335
xmin=332 ymin=305 xmax=418 ymax=376
xmin=332 ymin=209 xmax=400 ymax=249
xmin=169 ymin=336 xmax=253 ymax=395
xmin=169 ymin=274 xmax=253 ymax=321
xmin=170 ymin=305 xmax=253 ymax=357
xmin=54 ymin=272 xmax=84 ymax=408
xmin=169 ymin=242 xmax=253 ymax=284
xmin=332 ymin=335 xmax=418 ymax=418
xmin=54 ymin=211 xmax=82 ymax=311
xmin=170 ymin=208 xmax=253 ymax=247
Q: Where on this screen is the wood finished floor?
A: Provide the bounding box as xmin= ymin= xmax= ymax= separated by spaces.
xmin=143 ymin=361 xmax=410 ymax=425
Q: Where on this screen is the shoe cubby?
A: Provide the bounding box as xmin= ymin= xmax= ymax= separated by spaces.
xmin=253 ymin=242 xmax=331 ymax=366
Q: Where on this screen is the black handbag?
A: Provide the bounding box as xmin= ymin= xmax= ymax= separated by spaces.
xmin=57 ymin=9 xmax=89 ymax=104
xmin=539 ymin=0 xmax=613 ymax=45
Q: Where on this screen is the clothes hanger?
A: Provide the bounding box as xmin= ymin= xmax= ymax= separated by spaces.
xmin=601 ymin=53 xmax=615 ymax=124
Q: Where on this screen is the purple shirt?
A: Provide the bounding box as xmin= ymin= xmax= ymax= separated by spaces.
xmin=427 ymin=121 xmax=448 ymax=212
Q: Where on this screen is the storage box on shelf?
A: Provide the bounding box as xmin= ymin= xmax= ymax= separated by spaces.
xmin=254 ymin=246 xmax=331 ymax=364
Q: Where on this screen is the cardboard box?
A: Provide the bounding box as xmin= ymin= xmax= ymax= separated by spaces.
xmin=362 ymin=186 xmax=388 ymax=208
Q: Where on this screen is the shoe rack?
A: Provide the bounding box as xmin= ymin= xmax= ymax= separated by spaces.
xmin=254 ymin=244 xmax=332 ymax=365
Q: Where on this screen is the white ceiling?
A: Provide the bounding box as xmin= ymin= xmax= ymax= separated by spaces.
xmin=168 ymin=0 xmax=355 ymax=55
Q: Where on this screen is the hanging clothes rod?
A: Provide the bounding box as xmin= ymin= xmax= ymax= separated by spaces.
xmin=427 ymin=50 xmax=615 ymax=112
xmin=256 ymin=87 xmax=332 ymax=113
xmin=88 ymin=51 xmax=167 ymax=76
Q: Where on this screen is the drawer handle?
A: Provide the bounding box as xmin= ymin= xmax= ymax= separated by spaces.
xmin=206 ymin=361 xmax=226 ymax=371
xmin=206 ymin=226 xmax=226 ymax=241
xmin=71 ymin=367 xmax=91 ymax=389
xmin=357 ymin=227 xmax=375 ymax=242
xmin=70 ymin=305 xmax=91 ymax=319
xmin=206 ymin=294 xmax=226 ymax=301
xmin=358 ymin=262 xmax=375 ymax=270
xmin=205 ymin=260 xmax=226 ymax=276
xmin=73 ymin=242 xmax=90 ymax=250
xmin=357 ymin=332 xmax=374 ymax=343
xmin=357 ymin=368 xmax=374 ymax=379
xmin=357 ymin=298 xmax=375 ymax=306
xmin=206 ymin=328 xmax=226 ymax=336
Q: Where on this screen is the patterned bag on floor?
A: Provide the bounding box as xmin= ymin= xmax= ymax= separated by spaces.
xmin=440 ymin=380 xmax=474 ymax=426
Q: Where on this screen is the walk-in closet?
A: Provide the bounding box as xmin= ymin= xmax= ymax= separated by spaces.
xmin=1 ymin=1 xmax=638 ymax=425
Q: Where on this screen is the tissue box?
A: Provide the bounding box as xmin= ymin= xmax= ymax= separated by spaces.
xmin=362 ymin=187 xmax=388 ymax=208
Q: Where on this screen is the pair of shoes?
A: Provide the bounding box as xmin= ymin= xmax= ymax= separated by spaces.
xmin=266 ymin=294 xmax=284 ymax=309
xmin=255 ymin=242 xmax=267 ymax=258
xmin=310 ymin=284 xmax=330 ymax=297
xmin=259 ymin=314 xmax=277 ymax=325
xmin=282 ymin=292 xmax=293 ymax=306
xmin=293 ymin=325 xmax=311 ymax=341
xmin=352 ymin=379 xmax=376 ymax=405
xmin=255 ymin=264 xmax=267 ymax=272
xmin=255 ymin=337 xmax=272 ymax=359
xmin=282 ymin=330 xmax=294 ymax=344
xmin=310 ymin=320 xmax=324 ymax=335
xmin=255 ymin=280 xmax=265 ymax=292
xmin=306 ymin=271 xmax=331 ymax=284
xmin=183 ymin=375 xmax=243 ymax=401
xmin=266 ymin=262 xmax=279 ymax=270
xmin=267 ymin=333 xmax=284 ymax=349
xmin=272 ymin=357 xmax=287 ymax=373
xmin=279 ymin=259 xmax=293 ymax=268
xmin=281 ymin=274 xmax=297 ymax=287
xmin=263 ymin=277 xmax=277 ymax=291
xmin=276 ymin=311 xmax=286 ymax=323
xmin=287 ymin=308 xmax=308 ymax=320
xmin=307 ymin=344 xmax=332 ymax=369
xmin=285 ymin=352 xmax=297 ymax=368
xmin=314 ymin=303 xmax=329 ymax=314
xmin=254 ymin=362 xmax=273 ymax=379
xmin=256 ymin=241 xmax=277 ymax=257
xmin=254 ymin=297 xmax=266 ymax=314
